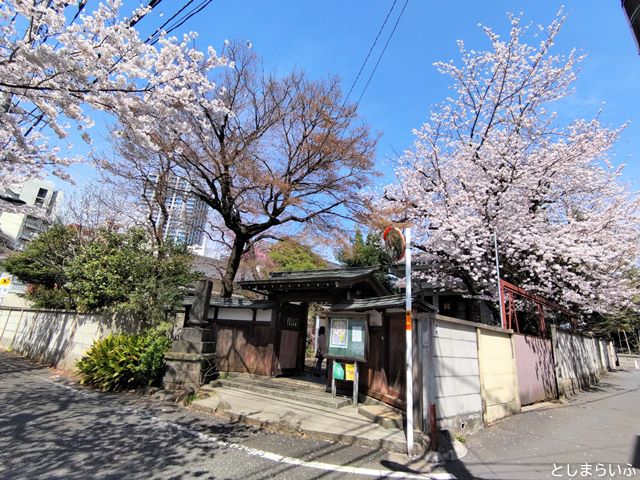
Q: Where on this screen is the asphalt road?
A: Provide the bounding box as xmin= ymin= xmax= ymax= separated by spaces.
xmin=0 ymin=351 xmax=449 ymax=480
xmin=447 ymin=365 xmax=640 ymax=480
xmin=2 ymin=350 xmax=639 ymax=480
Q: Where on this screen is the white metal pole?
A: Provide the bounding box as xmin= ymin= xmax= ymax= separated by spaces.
xmin=405 ymin=227 xmax=414 ymax=455
xmin=494 ymin=231 xmax=505 ymax=329
xmin=314 ymin=314 xmax=320 ymax=353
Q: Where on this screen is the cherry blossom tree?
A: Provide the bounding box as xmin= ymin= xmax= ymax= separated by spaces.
xmin=0 ymin=0 xmax=225 ymax=191
xmin=382 ymin=12 xmax=640 ymax=315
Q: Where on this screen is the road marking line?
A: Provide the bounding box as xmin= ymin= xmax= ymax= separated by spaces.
xmin=161 ymin=419 xmax=455 ymax=479
xmin=41 ymin=377 xmax=456 ymax=479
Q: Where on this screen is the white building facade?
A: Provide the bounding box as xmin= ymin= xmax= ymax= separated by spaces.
xmin=0 ymin=179 xmax=62 ymax=250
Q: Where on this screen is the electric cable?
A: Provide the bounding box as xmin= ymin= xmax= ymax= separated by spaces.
xmin=355 ymin=0 xmax=410 ymax=106
xmin=343 ymin=0 xmax=398 ymax=105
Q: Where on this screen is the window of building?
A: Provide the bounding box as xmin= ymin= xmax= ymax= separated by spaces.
xmin=34 ymin=188 xmax=48 ymax=206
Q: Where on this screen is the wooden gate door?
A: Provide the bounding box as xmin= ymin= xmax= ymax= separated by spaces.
xmin=386 ymin=312 xmax=406 ymax=403
xmin=275 ymin=303 xmax=307 ymax=376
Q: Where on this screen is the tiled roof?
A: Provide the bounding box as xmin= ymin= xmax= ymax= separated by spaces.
xmin=183 ymin=296 xmax=276 ymax=309
xmin=332 ymin=293 xmax=438 ymax=313
xmin=238 ymin=266 xmax=388 ymax=294
xmin=266 ymin=266 xmax=380 ymax=281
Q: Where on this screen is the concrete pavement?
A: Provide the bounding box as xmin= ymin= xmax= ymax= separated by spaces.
xmin=191 ymin=382 xmax=411 ymax=453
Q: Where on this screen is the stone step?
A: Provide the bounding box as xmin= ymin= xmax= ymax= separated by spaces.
xmin=203 ymin=378 xmax=351 ymax=409
xmin=191 ymin=388 xmax=413 ymax=454
xmin=268 ymin=376 xmax=330 ymax=393
xmin=208 ymin=380 xmax=351 ymax=409
xmin=358 ymin=403 xmax=405 ymax=430
xmin=219 ymin=373 xmax=329 ymax=393
xmin=223 ymin=373 xmax=329 ymax=394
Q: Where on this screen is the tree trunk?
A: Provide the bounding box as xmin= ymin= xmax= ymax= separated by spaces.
xmin=220 ymin=236 xmax=246 ymax=298
xmin=617 ymin=329 xmax=623 ymax=350
xmin=622 ymin=329 xmax=631 ymax=354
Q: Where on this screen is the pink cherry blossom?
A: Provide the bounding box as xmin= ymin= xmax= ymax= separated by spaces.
xmin=382 ymin=11 xmax=639 ymax=315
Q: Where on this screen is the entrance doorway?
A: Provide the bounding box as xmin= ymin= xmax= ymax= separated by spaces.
xmin=274 ymin=303 xmax=307 ymax=376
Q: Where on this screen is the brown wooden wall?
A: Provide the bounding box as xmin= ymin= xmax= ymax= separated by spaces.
xmin=358 ymin=312 xmax=407 ymax=409
xmin=213 ymin=321 xmax=274 ymax=376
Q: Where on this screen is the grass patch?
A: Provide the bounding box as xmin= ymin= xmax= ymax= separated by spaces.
xmin=454 ymin=433 xmax=467 ymax=444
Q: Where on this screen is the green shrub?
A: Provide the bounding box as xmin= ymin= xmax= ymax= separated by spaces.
xmin=77 ymin=326 xmax=172 ymax=391
xmin=3 ymin=225 xmax=197 ymax=325
xmin=26 ymin=284 xmax=74 ymax=310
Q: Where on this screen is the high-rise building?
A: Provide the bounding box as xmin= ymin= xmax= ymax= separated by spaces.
xmin=147 ymin=174 xmax=207 ymax=247
xmin=623 ymin=0 xmax=640 ymax=52
xmin=0 ymin=179 xmax=62 ymax=250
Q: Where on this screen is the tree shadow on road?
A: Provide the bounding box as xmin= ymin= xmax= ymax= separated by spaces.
xmin=0 ymin=353 xmax=261 ymax=480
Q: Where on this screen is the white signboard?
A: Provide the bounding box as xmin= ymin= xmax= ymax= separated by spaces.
xmin=351 ymin=326 xmax=363 ymax=343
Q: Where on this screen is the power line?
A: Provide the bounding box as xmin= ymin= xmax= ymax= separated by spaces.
xmin=130 ymin=0 xmax=165 ymax=27
xmin=143 ymin=1 xmax=215 ymax=45
xmin=343 ymin=0 xmax=398 ymax=106
xmin=355 ymin=0 xmax=410 ymax=106
xmin=145 ymin=1 xmax=195 ymax=43
xmin=158 ymin=1 xmax=214 ymax=41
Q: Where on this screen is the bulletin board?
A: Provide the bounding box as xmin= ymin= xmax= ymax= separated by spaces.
xmin=326 ymin=314 xmax=368 ymax=362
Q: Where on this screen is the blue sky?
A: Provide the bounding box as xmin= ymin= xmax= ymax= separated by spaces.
xmin=62 ymin=1 xmax=640 ymax=194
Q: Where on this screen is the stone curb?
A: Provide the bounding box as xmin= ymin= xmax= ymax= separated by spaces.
xmin=189 ymin=399 xmax=417 ymax=454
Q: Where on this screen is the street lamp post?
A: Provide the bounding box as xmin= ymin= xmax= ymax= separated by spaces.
xmin=493 ymin=230 xmax=505 ymax=329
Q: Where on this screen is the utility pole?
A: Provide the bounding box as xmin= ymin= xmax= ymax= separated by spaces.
xmin=383 ymin=225 xmax=415 ymax=456
xmin=494 ymin=230 xmax=505 ymax=329
xmin=405 ymin=227 xmax=414 ymax=456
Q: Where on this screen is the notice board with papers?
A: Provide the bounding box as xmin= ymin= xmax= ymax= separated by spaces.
xmin=326 ymin=314 xmax=368 ymax=362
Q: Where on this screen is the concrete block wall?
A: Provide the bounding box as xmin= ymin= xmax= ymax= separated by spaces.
xmin=607 ymin=341 xmax=618 ymax=369
xmin=422 ymin=317 xmax=613 ymax=435
xmin=552 ymin=327 xmax=604 ymax=397
xmin=513 ymin=334 xmax=557 ymax=406
xmin=597 ymin=339 xmax=609 ymax=371
xmin=431 ymin=316 xmax=483 ymax=432
xmin=426 ymin=315 xmax=521 ymax=432
xmin=477 ymin=328 xmax=521 ymax=424
xmin=0 ymin=306 xmax=121 ymax=371
xmin=618 ymin=353 xmax=639 ymax=370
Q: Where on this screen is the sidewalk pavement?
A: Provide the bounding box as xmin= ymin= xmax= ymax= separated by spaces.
xmin=443 ymin=367 xmax=640 ymax=480
xmin=191 ymin=385 xmax=417 ymax=454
